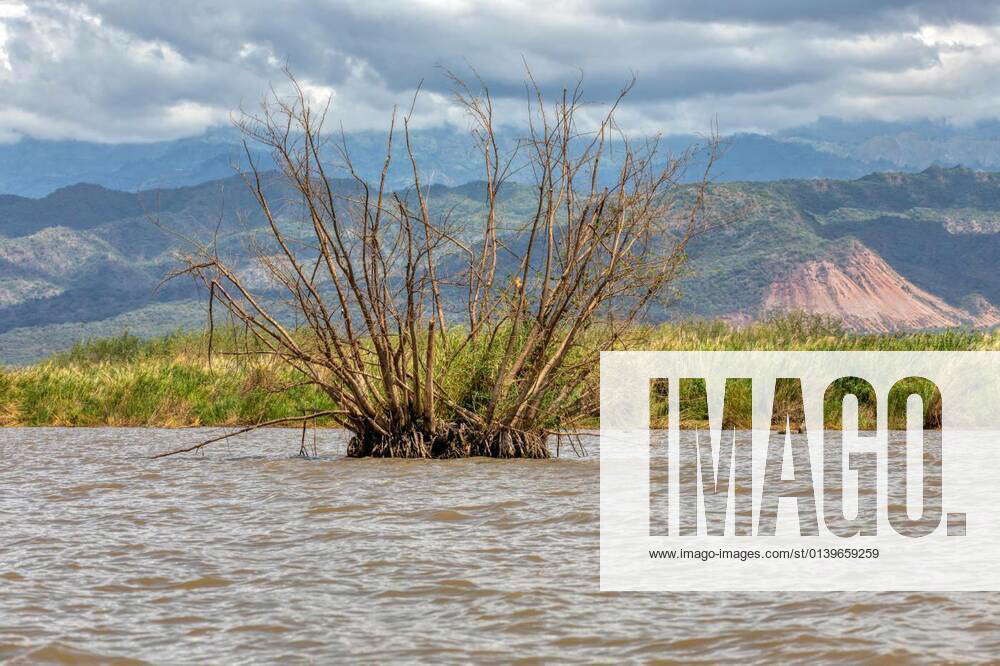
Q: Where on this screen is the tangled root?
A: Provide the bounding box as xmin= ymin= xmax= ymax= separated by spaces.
xmin=346 ymin=422 xmax=549 ymax=459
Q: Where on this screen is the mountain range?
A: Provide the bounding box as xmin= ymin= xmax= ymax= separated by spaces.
xmin=7 ymin=118 xmax=1000 ymax=198
xmin=1 ymin=163 xmax=998 ymax=365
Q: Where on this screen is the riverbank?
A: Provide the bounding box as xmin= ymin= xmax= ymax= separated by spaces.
xmin=2 ymin=314 xmax=996 ymax=427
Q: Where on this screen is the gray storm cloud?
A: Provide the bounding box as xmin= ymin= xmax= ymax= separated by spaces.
xmin=1 ymin=0 xmax=999 ymax=142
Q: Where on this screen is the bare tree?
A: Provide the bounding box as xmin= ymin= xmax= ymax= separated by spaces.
xmin=159 ymin=68 xmax=721 ymax=459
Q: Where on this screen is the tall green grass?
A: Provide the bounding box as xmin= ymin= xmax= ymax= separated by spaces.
xmin=0 ymin=330 xmax=334 ymax=427
xmin=0 ymin=313 xmax=995 ymax=427
xmin=644 ymin=314 xmax=990 ymax=430
xmin=655 ymin=375 xmax=941 ymax=430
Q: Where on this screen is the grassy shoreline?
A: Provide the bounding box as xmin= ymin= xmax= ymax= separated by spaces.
xmin=2 ymin=315 xmax=996 ymax=428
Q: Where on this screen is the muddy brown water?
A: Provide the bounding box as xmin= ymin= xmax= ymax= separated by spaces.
xmin=1 ymin=428 xmax=998 ymax=663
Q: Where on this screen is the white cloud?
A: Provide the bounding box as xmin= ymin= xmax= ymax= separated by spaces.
xmin=0 ymin=1 xmax=27 ymax=71
xmin=1 ymin=1 xmax=999 ymax=142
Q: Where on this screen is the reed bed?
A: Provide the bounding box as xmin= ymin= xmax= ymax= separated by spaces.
xmin=1 ymin=314 xmax=995 ymax=428
xmin=0 ymin=331 xmax=334 ymax=427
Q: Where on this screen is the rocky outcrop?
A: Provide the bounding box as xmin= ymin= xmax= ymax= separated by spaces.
xmin=762 ymin=242 xmax=997 ymax=332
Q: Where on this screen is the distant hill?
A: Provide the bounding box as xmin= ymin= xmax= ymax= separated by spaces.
xmin=1 ymin=165 xmax=999 ymax=364
xmin=676 ymin=166 xmax=1000 ymax=331
xmin=0 ymin=130 xmax=255 ymax=198
xmin=779 ymin=117 xmax=1000 ymax=172
xmin=0 ymin=125 xmax=897 ymax=199
xmin=7 ymin=119 xmax=1000 ymax=199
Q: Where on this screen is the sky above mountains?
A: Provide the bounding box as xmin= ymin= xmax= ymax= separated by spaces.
xmin=2 ymin=1 xmax=1000 ymax=143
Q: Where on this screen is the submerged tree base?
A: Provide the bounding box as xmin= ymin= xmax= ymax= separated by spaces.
xmin=346 ymin=422 xmax=549 ymax=459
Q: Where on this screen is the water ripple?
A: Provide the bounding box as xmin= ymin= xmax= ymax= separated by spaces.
xmin=0 ymin=427 xmax=998 ymax=663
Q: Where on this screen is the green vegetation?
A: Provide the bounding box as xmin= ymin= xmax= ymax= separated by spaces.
xmin=0 ymin=300 xmax=207 ymax=366
xmin=0 ymin=330 xmax=335 ymax=427
xmin=5 ymin=164 xmax=1000 ymax=367
xmin=1 ymin=313 xmax=995 ymax=428
xmin=660 ymin=375 xmax=941 ymax=431
xmin=647 ymin=313 xmax=987 ymax=430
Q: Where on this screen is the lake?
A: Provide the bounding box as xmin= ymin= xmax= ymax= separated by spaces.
xmin=1 ymin=428 xmax=998 ymax=663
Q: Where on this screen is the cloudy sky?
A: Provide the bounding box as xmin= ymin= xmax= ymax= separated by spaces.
xmin=1 ymin=0 xmax=1000 ymax=142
